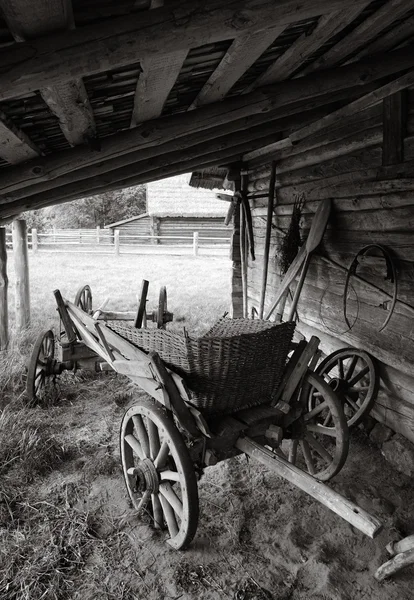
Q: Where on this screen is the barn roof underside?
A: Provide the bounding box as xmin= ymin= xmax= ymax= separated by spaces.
xmin=0 ymin=0 xmax=414 ymax=223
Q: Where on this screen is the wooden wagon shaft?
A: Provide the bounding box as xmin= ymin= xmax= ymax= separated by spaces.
xmin=0 ymin=44 xmax=412 ymax=198
xmin=0 ymin=0 xmax=370 ymax=101
xmin=236 ymin=437 xmax=382 ymax=539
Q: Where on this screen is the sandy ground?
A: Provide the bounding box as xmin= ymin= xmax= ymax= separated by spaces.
xmin=30 ymin=375 xmax=414 ymax=600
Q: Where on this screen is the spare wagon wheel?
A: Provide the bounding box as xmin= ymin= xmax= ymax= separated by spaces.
xmin=311 ymin=348 xmax=379 ymax=428
xmin=287 ymin=371 xmax=349 ymax=482
xmin=74 ymin=284 xmax=93 ymax=314
xmin=26 ymin=330 xmax=55 ymax=402
xmin=157 ymin=286 xmax=168 ymax=329
xmin=120 ymin=398 xmax=199 ymax=550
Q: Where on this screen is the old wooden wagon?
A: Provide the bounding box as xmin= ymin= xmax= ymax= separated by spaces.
xmin=26 ymin=282 xmax=382 ymax=549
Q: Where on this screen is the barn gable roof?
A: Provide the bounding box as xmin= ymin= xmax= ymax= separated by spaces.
xmin=146 ymin=174 xmax=227 ymax=218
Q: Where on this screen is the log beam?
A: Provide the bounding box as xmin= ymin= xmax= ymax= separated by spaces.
xmin=12 ymin=219 xmax=30 ymax=331
xmin=0 ymin=44 xmax=412 ymax=198
xmin=0 ymin=0 xmax=374 ymax=101
xmin=351 ymin=14 xmax=414 ymax=61
xmin=303 ymin=0 xmax=414 ymax=73
xmin=383 ymin=90 xmax=406 ymax=166
xmin=189 ymin=26 xmax=285 ymax=108
xmin=246 ymin=4 xmax=371 ymax=90
xmin=0 ymin=111 xmax=40 ymax=164
xmin=0 ymin=0 xmax=96 ymax=147
xmin=0 ymin=228 xmax=8 ymax=350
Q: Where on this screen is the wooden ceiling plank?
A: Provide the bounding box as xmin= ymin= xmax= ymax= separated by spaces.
xmin=303 ymin=0 xmax=414 ymax=73
xmin=0 ymin=0 xmax=373 ymax=102
xmin=0 ymin=43 xmax=413 ymax=198
xmin=350 ymin=14 xmax=414 ymax=61
xmin=246 ymin=3 xmax=372 ymax=90
xmin=131 ymin=50 xmax=187 ymax=126
xmin=189 ymin=26 xmax=285 ymax=108
xmin=0 ymin=111 xmax=40 ymax=164
xmin=0 ymin=0 xmax=96 ymax=147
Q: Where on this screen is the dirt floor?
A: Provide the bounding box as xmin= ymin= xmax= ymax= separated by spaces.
xmin=2 ymin=370 xmax=414 ymax=600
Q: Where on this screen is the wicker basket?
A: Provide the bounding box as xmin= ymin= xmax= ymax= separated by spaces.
xmin=106 ymin=318 xmax=295 ymax=416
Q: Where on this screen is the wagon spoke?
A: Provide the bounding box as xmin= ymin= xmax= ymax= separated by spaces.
xmin=348 ymin=366 xmax=369 ymax=387
xmin=124 ymin=434 xmax=144 ymax=460
xmin=300 ymin=440 xmax=315 ymax=475
xmin=137 ymin=490 xmax=151 ymax=512
xmin=304 ymin=401 xmax=328 ymax=421
xmin=160 ymin=482 xmax=183 ymax=518
xmin=148 ymin=419 xmax=161 ymax=460
xmin=322 ymin=412 xmax=333 ymax=427
xmin=152 ymin=493 xmax=164 ymax=529
xmin=132 ymin=415 xmax=150 ymax=458
xmin=159 ymin=494 xmax=179 ymax=538
xmin=288 ymin=439 xmax=298 ymax=464
xmin=344 ymin=395 xmax=360 ymax=412
xmin=306 ymin=424 xmax=337 ymax=438
xmin=345 ymin=355 xmax=358 ymax=380
xmin=154 ymin=441 xmax=169 ymax=469
xmin=338 ymin=358 xmax=345 ymax=380
xmin=306 ymin=433 xmax=333 ymax=463
xmin=160 ymin=470 xmax=181 ymax=482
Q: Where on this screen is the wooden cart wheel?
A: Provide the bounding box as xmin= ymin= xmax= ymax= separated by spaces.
xmin=287 ymin=371 xmax=349 ymax=482
xmin=157 ymin=286 xmax=167 ymax=329
xmin=26 ymin=330 xmax=55 ymax=401
xmin=120 ymin=398 xmax=199 ymax=550
xmin=74 ymin=284 xmax=93 ymax=314
xmin=313 ymin=348 xmax=379 ymax=428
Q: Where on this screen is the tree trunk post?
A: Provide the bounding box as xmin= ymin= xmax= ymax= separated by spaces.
xmin=0 ymin=228 xmax=8 ymax=350
xmin=114 ymin=229 xmax=120 ymax=255
xmin=193 ymin=231 xmax=199 ymax=256
xmin=12 ymin=219 xmax=31 ymax=331
xmin=32 ymin=228 xmax=38 ymax=253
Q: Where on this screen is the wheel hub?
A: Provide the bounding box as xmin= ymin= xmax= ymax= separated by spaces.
xmin=130 ymin=458 xmax=159 ymax=494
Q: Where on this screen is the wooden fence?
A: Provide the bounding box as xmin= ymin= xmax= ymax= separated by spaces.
xmin=4 ymin=228 xmax=231 ymax=256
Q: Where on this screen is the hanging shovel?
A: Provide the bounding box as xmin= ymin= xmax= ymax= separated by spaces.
xmin=265 ymin=198 xmax=331 ymax=321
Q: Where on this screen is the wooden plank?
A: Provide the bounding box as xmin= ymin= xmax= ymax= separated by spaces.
xmin=12 ymin=219 xmax=30 ymax=331
xmin=0 ymin=0 xmax=96 ymax=147
xmin=0 ymin=45 xmax=412 ymax=197
xmin=0 ymin=228 xmax=8 ymax=350
xmin=0 ymin=0 xmax=371 ymax=100
xmin=303 ymin=0 xmax=414 ymax=73
xmin=351 ymin=14 xmax=414 ymax=61
xmin=246 ymin=4 xmax=371 ymax=89
xmin=190 ymin=27 xmax=285 ymax=108
xmin=383 ymin=91 xmax=406 ymax=166
xmin=0 ymin=112 xmax=40 ymax=164
xmin=131 ymin=49 xmax=187 ymax=126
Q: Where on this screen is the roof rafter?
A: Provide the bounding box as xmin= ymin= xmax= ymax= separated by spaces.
xmin=189 ymin=26 xmax=285 ymax=108
xmin=0 ymin=0 xmax=96 ymax=147
xmin=0 ymin=110 xmax=40 ymax=164
xmin=303 ymin=0 xmax=414 ymax=73
xmin=0 ymin=0 xmax=372 ymax=102
xmin=245 ymin=3 xmax=371 ymax=90
xmin=350 ymin=13 xmax=414 ymax=61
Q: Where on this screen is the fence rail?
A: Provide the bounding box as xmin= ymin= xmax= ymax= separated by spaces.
xmin=5 ymin=227 xmax=231 ymax=256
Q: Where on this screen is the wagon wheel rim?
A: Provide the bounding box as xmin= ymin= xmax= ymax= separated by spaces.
xmin=74 ymin=284 xmax=93 ymax=314
xmin=288 ymin=371 xmax=349 ymax=481
xmin=26 ymin=330 xmax=55 ymax=402
xmin=120 ymin=398 xmax=199 ymax=550
xmin=312 ymin=348 xmax=378 ymax=428
xmin=157 ymin=286 xmax=167 ymax=329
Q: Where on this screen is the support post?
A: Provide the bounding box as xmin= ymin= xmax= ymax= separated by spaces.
xmin=193 ymin=231 xmax=199 ymax=256
xmin=114 ymin=229 xmax=120 ymax=255
xmin=12 ymin=219 xmax=30 ymax=331
xmin=0 ymin=228 xmax=8 ymax=350
xmin=230 ymin=201 xmax=243 ymax=318
xmin=96 ymin=225 xmax=100 ymax=244
xmin=31 ymin=228 xmax=38 ymax=253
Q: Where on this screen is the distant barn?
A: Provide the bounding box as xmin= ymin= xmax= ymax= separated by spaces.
xmin=107 ymin=173 xmax=230 ymax=245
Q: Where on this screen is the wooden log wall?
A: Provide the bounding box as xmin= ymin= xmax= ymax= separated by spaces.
xmin=245 ymin=92 xmax=414 ymax=442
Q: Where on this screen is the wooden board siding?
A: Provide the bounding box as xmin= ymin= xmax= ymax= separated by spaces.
xmin=244 ymin=96 xmax=414 ymax=442
xmin=158 ymin=217 xmax=231 ymax=244
xmin=111 ymin=215 xmax=151 ymax=241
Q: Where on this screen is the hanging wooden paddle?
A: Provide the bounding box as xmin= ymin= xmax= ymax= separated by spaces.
xmin=265 ymin=198 xmax=331 ymax=320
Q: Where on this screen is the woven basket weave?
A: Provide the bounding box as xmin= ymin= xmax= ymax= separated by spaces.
xmin=106 ymin=318 xmax=295 ymax=416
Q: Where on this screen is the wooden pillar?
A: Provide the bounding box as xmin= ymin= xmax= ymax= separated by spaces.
xmin=0 ymin=228 xmax=8 ymax=349
xmin=96 ymin=226 xmax=101 ymax=244
xmin=230 ymin=202 xmax=243 ymax=318
xmin=193 ymin=231 xmax=199 ymax=256
xmin=31 ymin=228 xmax=38 ymax=253
xmin=12 ymin=219 xmax=30 ymax=331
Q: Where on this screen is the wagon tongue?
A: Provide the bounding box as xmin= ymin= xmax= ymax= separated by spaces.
xmin=127 ymin=459 xmax=159 ymax=494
